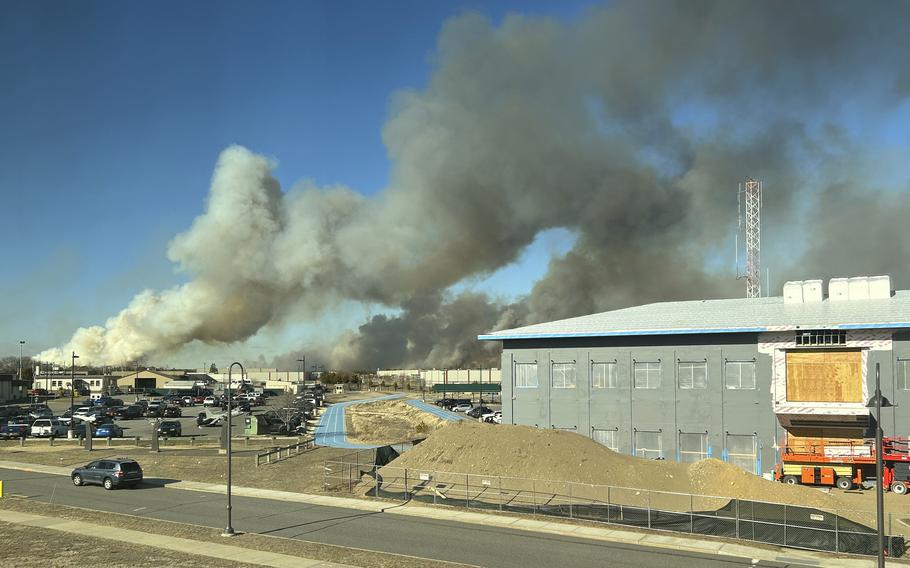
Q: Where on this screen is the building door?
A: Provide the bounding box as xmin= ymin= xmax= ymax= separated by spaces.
xmin=137 ymin=378 xmax=157 ymax=391
xmin=785 ymin=350 xmax=862 ymax=403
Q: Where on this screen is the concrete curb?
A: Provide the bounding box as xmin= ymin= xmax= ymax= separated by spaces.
xmin=0 ymin=459 xmax=895 ymax=567
xmin=0 ymin=509 xmax=353 ymax=568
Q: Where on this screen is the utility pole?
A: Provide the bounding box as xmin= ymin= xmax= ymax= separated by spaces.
xmin=18 ymin=340 xmax=25 ymax=385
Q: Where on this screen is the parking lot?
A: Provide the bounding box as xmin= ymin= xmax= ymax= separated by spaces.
xmin=4 ymin=392 xmax=306 ymax=442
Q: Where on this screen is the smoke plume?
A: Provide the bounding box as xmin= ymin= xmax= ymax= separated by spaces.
xmin=39 ymin=1 xmax=910 ymax=368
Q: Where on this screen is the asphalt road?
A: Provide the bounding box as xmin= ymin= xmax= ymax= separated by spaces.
xmin=0 ymin=467 xmax=797 ymax=568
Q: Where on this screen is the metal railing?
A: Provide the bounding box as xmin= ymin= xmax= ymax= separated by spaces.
xmin=255 ymin=437 xmax=317 ymax=466
xmin=323 ymin=458 xmax=906 ymax=558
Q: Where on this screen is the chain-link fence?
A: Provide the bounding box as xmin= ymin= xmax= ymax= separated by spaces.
xmin=324 ymin=456 xmax=905 ymax=558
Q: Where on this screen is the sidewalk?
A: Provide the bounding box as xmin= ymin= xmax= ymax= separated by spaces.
xmin=0 ymin=509 xmax=352 ymax=568
xmin=0 ymin=459 xmax=900 ymax=567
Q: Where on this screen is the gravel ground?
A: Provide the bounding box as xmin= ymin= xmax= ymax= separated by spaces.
xmin=0 ymin=518 xmax=260 ymax=568
xmin=0 ymin=498 xmax=475 ymax=568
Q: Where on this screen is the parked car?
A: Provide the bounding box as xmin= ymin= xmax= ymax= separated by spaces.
xmin=145 ymin=403 xmax=162 ymax=418
xmin=450 ymin=403 xmax=473 ymax=413
xmin=161 ymin=405 xmax=182 ymax=418
xmin=466 ymin=406 xmax=493 ymax=419
xmin=73 ymin=407 xmax=97 ymax=422
xmin=114 ymin=405 xmax=141 ymax=420
xmin=28 ymin=406 xmax=53 ymax=420
xmin=181 ymin=395 xmax=196 ymax=407
xmin=71 ymin=459 xmax=143 ymax=490
xmin=0 ymin=424 xmax=29 ymax=439
xmin=203 ymin=396 xmax=217 ymax=407
xmin=443 ymin=398 xmax=472 ymax=410
xmin=156 ymin=420 xmax=182 ymax=437
xmin=482 ymin=411 xmax=502 ymax=424
xmin=27 ymin=388 xmax=48 ymax=397
xmin=94 ymin=423 xmax=124 ymax=438
xmin=193 ymin=394 xmax=207 ymax=404
xmin=30 ymin=418 xmax=68 ymax=437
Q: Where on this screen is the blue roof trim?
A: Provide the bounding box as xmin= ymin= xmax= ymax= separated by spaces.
xmin=478 ymin=321 xmax=910 ymax=341
xmin=478 ymin=326 xmax=768 ymax=341
xmin=837 ymin=322 xmax=910 ymax=329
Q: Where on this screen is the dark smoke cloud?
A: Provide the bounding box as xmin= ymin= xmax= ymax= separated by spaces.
xmin=41 ymin=1 xmax=910 ymax=369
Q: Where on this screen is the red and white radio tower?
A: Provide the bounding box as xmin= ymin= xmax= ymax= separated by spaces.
xmin=736 ymin=178 xmax=762 ymax=298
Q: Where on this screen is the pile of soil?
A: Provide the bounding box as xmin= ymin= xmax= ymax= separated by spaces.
xmin=346 ymin=400 xmax=449 ymax=445
xmin=385 ymin=421 xmax=862 ymax=517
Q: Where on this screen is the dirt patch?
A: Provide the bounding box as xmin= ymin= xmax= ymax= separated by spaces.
xmin=0 ymin=518 xmax=258 ymax=568
xmin=346 ymin=400 xmax=449 ymax=445
xmin=0 ymin=498 xmax=475 ymax=568
xmin=0 ymin=445 xmax=354 ymax=494
xmin=381 ymin=421 xmax=874 ymax=523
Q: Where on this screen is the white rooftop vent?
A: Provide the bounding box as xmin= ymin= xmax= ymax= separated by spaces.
xmin=802 ymin=279 xmax=823 ymax=303
xmin=868 ymin=275 xmax=892 ymax=299
xmin=783 ymin=281 xmax=804 ymax=304
xmin=848 ymin=277 xmax=870 ymax=300
xmin=829 ymin=278 xmax=849 ymax=302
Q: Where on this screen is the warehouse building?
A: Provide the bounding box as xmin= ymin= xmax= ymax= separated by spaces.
xmin=479 ymin=275 xmax=910 ymax=476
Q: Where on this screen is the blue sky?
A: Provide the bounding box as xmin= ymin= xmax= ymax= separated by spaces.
xmin=1 ymin=0 xmax=590 ymax=360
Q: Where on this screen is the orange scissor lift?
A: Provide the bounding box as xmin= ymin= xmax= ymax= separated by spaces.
xmin=775 ymin=437 xmax=910 ymax=493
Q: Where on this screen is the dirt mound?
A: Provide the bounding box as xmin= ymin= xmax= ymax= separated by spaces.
xmin=385 ymin=421 xmax=860 ymax=517
xmin=346 ymin=399 xmax=449 ymax=445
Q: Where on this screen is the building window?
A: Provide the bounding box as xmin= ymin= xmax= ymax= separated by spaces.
xmin=679 ymin=432 xmax=708 ymax=463
xmin=725 ymin=361 xmax=756 ymax=390
xmin=678 ymin=361 xmax=707 ymax=389
xmin=593 ymin=428 xmax=619 ymax=452
xmin=551 ymin=363 xmax=577 ymax=389
xmin=592 ymin=362 xmax=618 ymax=389
xmin=726 ymin=434 xmax=757 ymax=473
xmin=633 ymin=362 xmax=661 ymax=389
xmin=634 ymin=430 xmax=663 ymax=459
xmin=514 ymin=363 xmax=538 ymax=388
xmin=898 ymin=359 xmax=910 ymax=391
xmin=795 ymin=329 xmax=846 ymax=347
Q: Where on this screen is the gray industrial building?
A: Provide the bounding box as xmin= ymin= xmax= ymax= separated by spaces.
xmin=479 ymin=276 xmax=910 ymax=476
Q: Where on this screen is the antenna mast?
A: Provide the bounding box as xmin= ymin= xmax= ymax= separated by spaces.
xmin=736 ymin=178 xmax=762 ymax=298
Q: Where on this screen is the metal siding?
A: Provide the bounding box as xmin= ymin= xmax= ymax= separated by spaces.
xmin=502 ymin=334 xmax=776 ymax=473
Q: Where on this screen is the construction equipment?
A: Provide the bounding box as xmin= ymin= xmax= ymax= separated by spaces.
xmin=775 ymin=437 xmax=910 ymax=493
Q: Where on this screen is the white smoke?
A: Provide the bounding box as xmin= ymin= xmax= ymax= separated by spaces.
xmin=39 ymin=1 xmax=910 ymax=367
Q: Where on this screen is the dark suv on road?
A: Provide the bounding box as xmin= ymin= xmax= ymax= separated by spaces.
xmin=71 ymin=459 xmax=143 ymax=490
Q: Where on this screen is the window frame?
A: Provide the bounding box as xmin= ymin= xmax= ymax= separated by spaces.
xmin=677 ymin=361 xmax=707 ymax=390
xmin=592 ymin=428 xmax=620 ymax=452
xmin=513 ymin=362 xmax=539 ymax=389
xmin=726 ymin=433 xmax=758 ymax=474
xmin=634 ymin=429 xmax=663 ymax=459
xmin=633 ymin=361 xmax=661 ymax=389
xmin=679 ymin=431 xmax=708 ymax=463
xmin=898 ymin=359 xmax=910 ymax=391
xmin=592 ymin=361 xmax=618 ymax=389
xmin=551 ymin=362 xmax=577 ymax=389
xmin=724 ymin=360 xmax=756 ymax=390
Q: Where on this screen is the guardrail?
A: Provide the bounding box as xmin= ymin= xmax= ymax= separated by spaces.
xmin=324 ymin=458 xmax=906 ymax=558
xmin=255 ymin=436 xmax=317 ymax=466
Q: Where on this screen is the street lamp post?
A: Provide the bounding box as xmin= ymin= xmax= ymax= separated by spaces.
xmin=223 ymin=361 xmax=244 ymax=537
xmin=866 ymin=362 xmax=894 ymax=568
xmin=69 ymin=352 xmax=79 ymax=439
xmin=297 ymin=356 xmax=305 ymax=382
xmin=18 ymin=340 xmax=25 ymax=385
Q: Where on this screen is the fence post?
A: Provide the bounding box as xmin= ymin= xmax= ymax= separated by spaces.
xmin=690 ymin=493 xmax=694 ymax=534
xmin=835 ymin=509 xmax=839 ymax=553
xmin=569 ymin=482 xmax=573 ymax=519
xmin=735 ymin=499 xmax=740 ymax=539
xmin=465 ymin=473 xmax=470 ymax=508
xmin=647 ymin=491 xmax=652 ymax=529
xmin=532 ymin=479 xmax=537 ymax=514
xmin=404 ymin=468 xmax=409 ymax=502
xmin=783 ymin=504 xmax=787 ymax=546
xmin=498 ymin=476 xmax=503 ymax=512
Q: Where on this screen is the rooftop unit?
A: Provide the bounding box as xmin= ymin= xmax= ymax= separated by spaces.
xmin=783 ymin=275 xmax=892 ymax=304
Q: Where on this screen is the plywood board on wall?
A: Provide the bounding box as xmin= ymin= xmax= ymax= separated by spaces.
xmin=785 ymin=350 xmax=862 ymax=403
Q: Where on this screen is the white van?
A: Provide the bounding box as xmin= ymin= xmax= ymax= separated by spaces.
xmin=31 ymin=418 xmax=68 ymax=438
